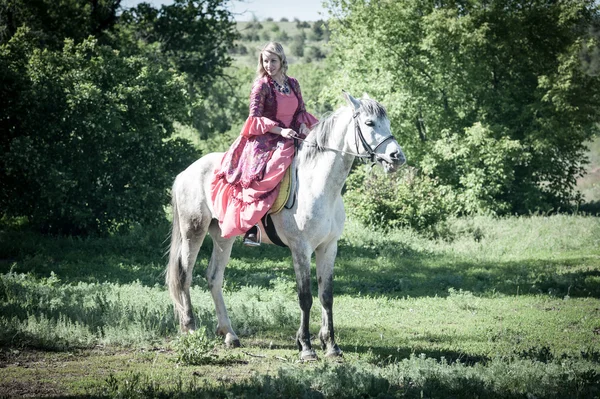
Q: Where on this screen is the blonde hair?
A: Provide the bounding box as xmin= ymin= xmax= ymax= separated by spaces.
xmin=256 ymin=42 xmax=288 ymax=79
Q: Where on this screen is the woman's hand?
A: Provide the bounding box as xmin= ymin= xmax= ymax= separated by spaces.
xmin=280 ymin=128 xmax=297 ymax=139
xmin=299 ymin=124 xmax=310 ymax=137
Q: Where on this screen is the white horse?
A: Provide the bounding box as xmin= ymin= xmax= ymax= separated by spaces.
xmin=166 ymin=92 xmax=405 ymax=360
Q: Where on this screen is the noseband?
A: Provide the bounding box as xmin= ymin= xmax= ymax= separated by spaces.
xmin=352 ymin=112 xmax=397 ymax=163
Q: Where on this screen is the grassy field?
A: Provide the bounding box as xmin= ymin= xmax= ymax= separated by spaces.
xmin=1 ymin=213 xmax=599 ymax=398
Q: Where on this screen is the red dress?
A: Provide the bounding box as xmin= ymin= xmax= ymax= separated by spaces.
xmin=211 ymin=76 xmax=318 ymax=238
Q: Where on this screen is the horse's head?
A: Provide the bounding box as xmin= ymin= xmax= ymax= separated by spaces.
xmin=343 ymin=91 xmax=406 ymax=173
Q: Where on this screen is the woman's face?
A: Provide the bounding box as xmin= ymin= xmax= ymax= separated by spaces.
xmin=262 ymin=52 xmax=282 ymax=78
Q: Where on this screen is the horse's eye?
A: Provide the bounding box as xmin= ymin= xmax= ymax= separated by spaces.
xmin=365 ymin=120 xmax=375 ymax=127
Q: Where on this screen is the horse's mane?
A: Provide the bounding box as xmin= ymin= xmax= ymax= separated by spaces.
xmin=300 ymin=99 xmax=387 ymax=162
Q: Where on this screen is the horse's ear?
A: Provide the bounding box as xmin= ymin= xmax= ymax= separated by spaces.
xmin=342 ymin=90 xmax=360 ymax=111
xmin=361 ymin=92 xmax=371 ymax=99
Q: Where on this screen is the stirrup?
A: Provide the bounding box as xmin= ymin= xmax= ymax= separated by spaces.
xmin=243 ymin=225 xmax=261 ymax=247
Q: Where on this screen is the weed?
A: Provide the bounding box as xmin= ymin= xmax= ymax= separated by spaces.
xmin=172 ymin=327 xmax=219 ymax=366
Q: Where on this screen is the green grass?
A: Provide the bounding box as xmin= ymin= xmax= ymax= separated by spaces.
xmin=1 ymin=215 xmax=599 ymax=398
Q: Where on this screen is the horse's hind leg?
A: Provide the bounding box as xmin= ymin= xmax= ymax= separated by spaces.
xmin=166 ymin=189 xmax=210 ymax=333
xmin=178 ymin=226 xmax=206 ymax=332
xmin=173 ymin=217 xmax=209 ymax=332
xmin=207 ymin=220 xmax=239 ymax=348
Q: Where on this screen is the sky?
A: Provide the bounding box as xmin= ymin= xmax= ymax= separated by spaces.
xmin=120 ymin=0 xmax=330 ymax=21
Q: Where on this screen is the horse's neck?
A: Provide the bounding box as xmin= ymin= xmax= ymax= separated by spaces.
xmin=297 ymin=113 xmax=355 ymax=200
xmin=298 ymin=152 xmax=354 ymax=199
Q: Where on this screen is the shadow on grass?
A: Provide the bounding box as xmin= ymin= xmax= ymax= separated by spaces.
xmin=227 ymin=243 xmax=600 ymax=299
xmin=93 ymin=354 xmax=600 ymax=399
xmin=1 ymin=226 xmax=599 ymax=299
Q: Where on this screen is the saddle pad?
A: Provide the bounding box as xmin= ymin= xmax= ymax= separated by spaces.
xmin=269 ymin=166 xmax=291 ymax=215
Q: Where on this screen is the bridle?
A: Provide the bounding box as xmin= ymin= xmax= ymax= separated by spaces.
xmin=298 ymin=111 xmax=398 ymax=164
xmin=351 ymin=111 xmax=397 ymax=163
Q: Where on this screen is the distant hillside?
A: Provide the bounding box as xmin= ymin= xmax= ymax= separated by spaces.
xmin=229 ymin=20 xmax=330 ymax=66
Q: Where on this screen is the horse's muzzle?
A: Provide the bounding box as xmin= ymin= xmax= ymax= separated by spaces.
xmin=378 ymin=150 xmax=406 ymax=173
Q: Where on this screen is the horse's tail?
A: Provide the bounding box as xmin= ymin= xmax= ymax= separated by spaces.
xmin=166 ymin=184 xmax=185 ymax=319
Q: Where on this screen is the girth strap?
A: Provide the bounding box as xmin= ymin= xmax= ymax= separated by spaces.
xmin=261 ymin=214 xmax=288 ymax=248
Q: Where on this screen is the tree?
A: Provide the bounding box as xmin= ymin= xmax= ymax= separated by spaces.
xmin=291 ymin=32 xmax=306 ymax=57
xmin=325 ymin=0 xmax=600 ymax=215
xmin=310 ymin=19 xmax=324 ymax=40
xmin=306 ymin=45 xmax=324 ymax=61
xmin=119 ymin=0 xmax=238 ymax=87
xmin=0 ymin=0 xmax=121 ymax=48
xmin=275 ymin=30 xmax=290 ymax=42
xmin=119 ymin=0 xmax=240 ymax=136
xmin=1 ymin=33 xmax=196 ymax=234
xmin=0 ymin=0 xmax=238 ymax=234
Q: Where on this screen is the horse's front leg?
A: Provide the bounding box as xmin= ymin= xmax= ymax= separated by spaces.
xmin=292 ymin=247 xmax=317 ymax=361
xmin=315 ymin=240 xmax=343 ymax=358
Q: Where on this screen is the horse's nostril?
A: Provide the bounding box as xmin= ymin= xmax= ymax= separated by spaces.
xmin=389 ymin=150 xmax=406 ymax=165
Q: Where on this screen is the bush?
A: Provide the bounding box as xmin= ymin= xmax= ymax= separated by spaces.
xmin=0 ymin=32 xmax=197 ymax=235
xmin=260 ymin=30 xmax=271 ymax=42
xmin=243 ymin=30 xmax=260 ymax=41
xmin=421 ymin=123 xmax=523 ymax=215
xmin=173 ymin=327 xmax=219 ymax=365
xmin=305 ymin=46 xmax=324 ymax=61
xmin=344 ymin=165 xmax=454 ymax=234
xmin=275 ymin=31 xmax=289 ymax=42
xmin=290 ymin=38 xmax=305 ymax=57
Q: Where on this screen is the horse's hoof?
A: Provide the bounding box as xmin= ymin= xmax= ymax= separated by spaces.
xmin=225 ymin=333 xmax=241 ymax=348
xmin=300 ymin=349 xmax=318 ymax=361
xmin=181 ymin=323 xmax=196 ymax=334
xmin=325 ymin=347 xmax=343 ymax=358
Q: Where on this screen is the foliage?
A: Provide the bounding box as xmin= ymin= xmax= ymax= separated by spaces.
xmin=0 ymin=32 xmax=197 ymax=234
xmin=173 ymin=327 xmax=219 ymax=365
xmin=0 ymin=0 xmax=120 ymax=49
xmin=344 ymin=165 xmax=453 ymax=234
xmin=324 ymin=0 xmax=600 ymax=215
xmin=290 ymin=35 xmax=305 ymax=57
xmin=0 ymin=0 xmax=238 ymax=234
xmin=577 ymin=135 xmax=600 ymax=212
xmin=420 ymin=122 xmax=524 ymax=215
xmin=118 ymin=0 xmax=237 ymax=86
xmin=305 ymin=45 xmax=325 ymax=61
xmin=116 ymin=0 xmax=240 ymax=136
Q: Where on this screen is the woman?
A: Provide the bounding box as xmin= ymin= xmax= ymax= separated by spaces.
xmin=211 ymin=42 xmax=318 ymax=246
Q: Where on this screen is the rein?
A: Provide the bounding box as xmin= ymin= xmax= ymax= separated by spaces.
xmin=297 ymin=112 xmax=396 ymax=163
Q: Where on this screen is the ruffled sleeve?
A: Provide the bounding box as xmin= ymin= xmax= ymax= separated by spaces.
xmin=289 ymin=78 xmax=319 ymax=133
xmin=241 ymin=80 xmax=278 ymax=137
